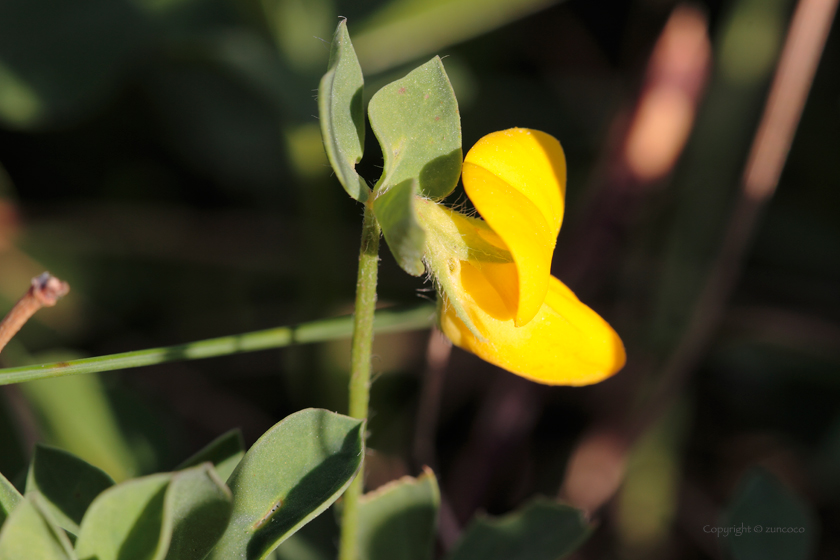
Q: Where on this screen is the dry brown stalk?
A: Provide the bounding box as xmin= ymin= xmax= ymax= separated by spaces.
xmin=0 ymin=272 xmax=70 ymax=354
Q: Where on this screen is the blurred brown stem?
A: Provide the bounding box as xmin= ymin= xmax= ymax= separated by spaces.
xmin=635 ymin=0 xmax=839 ymax=435
xmin=0 ymin=273 xmax=69 ymax=355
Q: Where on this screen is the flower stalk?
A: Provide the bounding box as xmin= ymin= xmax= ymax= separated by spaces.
xmin=340 ymin=202 xmax=381 ymax=560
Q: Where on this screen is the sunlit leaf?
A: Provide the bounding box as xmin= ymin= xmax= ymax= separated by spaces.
xmin=206 ymin=409 xmax=364 ymax=560
xmin=74 ymin=473 xmax=170 ymax=560
xmin=369 ymin=56 xmax=461 ymax=200
xmin=0 ymin=469 xmax=22 ymax=527
xmin=0 ymin=494 xmax=76 ymax=560
xmin=163 ymin=465 xmax=233 ymax=560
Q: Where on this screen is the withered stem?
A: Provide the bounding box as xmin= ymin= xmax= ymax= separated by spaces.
xmin=0 ymin=273 xmax=69 ymax=355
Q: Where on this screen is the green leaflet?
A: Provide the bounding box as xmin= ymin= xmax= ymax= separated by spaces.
xmin=0 ymin=494 xmax=77 ymax=560
xmin=319 ymin=19 xmax=368 ymax=202
xmin=206 ymin=409 xmax=364 ymax=560
xmin=175 ymin=428 xmax=245 ymax=483
xmin=446 ymin=498 xmax=592 ymax=560
xmin=0 ymin=469 xmax=22 ymax=528
xmin=374 ymin=178 xmax=426 ymax=276
xmin=357 ymin=469 xmax=439 ymax=560
xmin=74 ymin=465 xmax=232 ymax=560
xmin=721 ymin=469 xmax=816 ymax=560
xmin=26 ymin=444 xmax=115 ymax=537
xmin=369 ymin=56 xmax=461 ymax=200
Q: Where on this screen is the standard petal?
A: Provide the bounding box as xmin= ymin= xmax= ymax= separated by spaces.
xmin=464 ymin=128 xmax=566 ymax=238
xmin=440 ymin=275 xmax=626 ymax=386
xmin=462 ymin=161 xmax=554 ymax=326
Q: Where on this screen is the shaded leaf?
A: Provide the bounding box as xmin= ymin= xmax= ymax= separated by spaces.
xmin=319 ymin=19 xmax=369 ymax=202
xmin=357 ymin=468 xmax=439 ymax=560
xmin=207 ymin=408 xmax=364 ymax=560
xmin=0 ymin=469 xmax=22 ymax=528
xmin=369 ymin=56 xmax=461 ymax=200
xmin=446 ymin=498 xmax=592 ymax=560
xmin=26 ymin=444 xmax=115 ymax=537
xmin=176 ymin=429 xmax=245 ymax=483
xmin=374 ymin=178 xmax=426 ymax=276
xmin=721 ymin=469 xmax=816 ymax=560
xmin=0 ymin=494 xmax=76 ymax=560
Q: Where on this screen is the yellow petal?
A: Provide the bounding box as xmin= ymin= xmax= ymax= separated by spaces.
xmin=464 ymin=128 xmax=566 ymax=238
xmin=462 ymin=161 xmax=554 ymax=326
xmin=440 ymin=274 xmax=626 ymax=386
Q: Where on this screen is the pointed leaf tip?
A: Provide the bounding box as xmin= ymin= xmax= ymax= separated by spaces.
xmin=319 ymin=19 xmax=369 ymax=202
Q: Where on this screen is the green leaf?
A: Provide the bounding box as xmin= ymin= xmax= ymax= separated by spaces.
xmin=163 ymin=465 xmax=233 ymax=560
xmin=357 ymin=468 xmax=439 ymax=560
xmin=374 ymin=178 xmax=426 ymax=276
xmin=74 ymin=465 xmax=233 ymax=560
xmin=446 ymin=498 xmax=592 ymax=560
xmin=721 ymin=469 xmax=816 ymax=560
xmin=369 ymin=57 xmax=461 ymax=201
xmin=74 ymin=473 xmax=170 ymax=560
xmin=175 ymin=429 xmax=245 ymax=483
xmin=0 ymin=469 xmax=22 ymax=528
xmin=25 ymin=444 xmax=115 ymax=537
xmin=0 ymin=494 xmax=77 ymax=560
xmin=206 ymin=409 xmax=364 ymax=560
xmin=319 ymin=19 xmax=368 ymax=202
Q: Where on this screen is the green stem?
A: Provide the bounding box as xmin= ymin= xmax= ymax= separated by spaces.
xmin=339 ymin=204 xmax=381 ymax=560
xmin=0 ymin=304 xmax=432 ymax=386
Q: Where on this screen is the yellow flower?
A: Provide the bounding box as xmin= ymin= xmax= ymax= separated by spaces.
xmin=422 ymin=128 xmax=625 ymax=386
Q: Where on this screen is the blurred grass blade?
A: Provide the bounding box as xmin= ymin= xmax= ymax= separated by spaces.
xmin=445 ymin=498 xmax=592 ymax=560
xmin=25 ymin=444 xmax=115 ymax=537
xmin=163 ymin=465 xmax=233 ymax=560
xmin=0 ymin=304 xmax=434 ymax=386
xmin=0 ymin=469 xmax=22 ymax=527
xmin=207 ymin=409 xmax=364 ymax=560
xmin=357 ymin=468 xmax=439 ymax=560
xmin=175 ymin=429 xmax=245 ymax=483
xmin=374 ymin=178 xmax=426 ymax=276
xmin=0 ymin=494 xmax=77 ymax=560
xmin=368 ymin=56 xmax=461 ymax=200
xmin=319 ymin=19 xmax=369 ymax=202
xmin=74 ymin=473 xmax=171 ymax=560
xmin=20 ymin=374 xmax=138 ymax=481
xmin=354 ymin=0 xmax=561 ymax=74
xmin=721 ymin=469 xmax=816 ymax=560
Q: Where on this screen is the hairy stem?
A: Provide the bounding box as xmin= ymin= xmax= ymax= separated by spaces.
xmin=339 ymin=204 xmax=381 ymax=560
